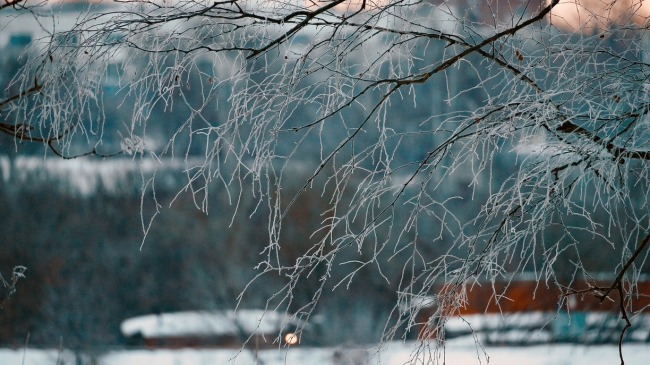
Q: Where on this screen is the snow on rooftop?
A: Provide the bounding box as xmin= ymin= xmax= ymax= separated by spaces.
xmin=120 ymin=310 xmax=296 ymax=338
xmin=445 ymin=312 xmax=552 ymax=333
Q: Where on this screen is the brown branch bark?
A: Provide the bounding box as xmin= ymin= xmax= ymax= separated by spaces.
xmin=0 ymin=0 xmax=25 ymax=11
xmin=562 ymin=232 xmax=650 ymax=365
xmin=0 ymin=78 xmax=42 ymax=111
xmin=617 ymin=284 xmax=631 ymax=365
xmin=246 ymin=0 xmax=346 ymax=59
xmin=597 ymin=232 xmax=650 ymax=302
xmin=47 ymin=140 xmax=123 ymax=160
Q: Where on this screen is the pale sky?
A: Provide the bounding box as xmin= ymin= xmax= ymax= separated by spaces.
xmin=547 ymin=0 xmax=650 ymax=30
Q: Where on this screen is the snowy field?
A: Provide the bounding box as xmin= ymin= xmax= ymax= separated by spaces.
xmin=3 ymin=338 xmax=650 ymax=365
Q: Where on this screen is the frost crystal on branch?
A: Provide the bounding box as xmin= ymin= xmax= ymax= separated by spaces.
xmin=120 ymin=136 xmax=144 ymax=156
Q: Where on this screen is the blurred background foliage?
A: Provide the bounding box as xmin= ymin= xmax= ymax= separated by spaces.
xmin=0 ymin=140 xmax=639 ymax=349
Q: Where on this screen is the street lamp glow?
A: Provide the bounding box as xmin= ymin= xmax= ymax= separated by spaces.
xmin=284 ymin=332 xmax=298 ymax=345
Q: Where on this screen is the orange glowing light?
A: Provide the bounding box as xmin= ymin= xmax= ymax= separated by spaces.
xmin=547 ymin=0 xmax=650 ymax=31
xmin=284 ymin=332 xmax=299 ymax=345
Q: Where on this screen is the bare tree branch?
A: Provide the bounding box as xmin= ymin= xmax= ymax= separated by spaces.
xmin=5 ymin=0 xmax=650 ymax=359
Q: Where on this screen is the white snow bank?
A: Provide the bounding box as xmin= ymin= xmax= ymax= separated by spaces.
xmin=445 ymin=312 xmax=552 ymax=332
xmin=443 ymin=312 xmax=650 ymax=343
xmin=3 ymin=340 xmax=650 ymax=365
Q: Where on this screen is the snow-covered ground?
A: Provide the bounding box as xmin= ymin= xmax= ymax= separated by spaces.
xmin=2 ymin=338 xmax=650 ymax=365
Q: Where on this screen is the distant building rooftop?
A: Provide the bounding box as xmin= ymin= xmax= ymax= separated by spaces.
xmin=121 ymin=309 xmax=296 ymax=338
xmin=120 ymin=310 xmax=305 ymax=348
